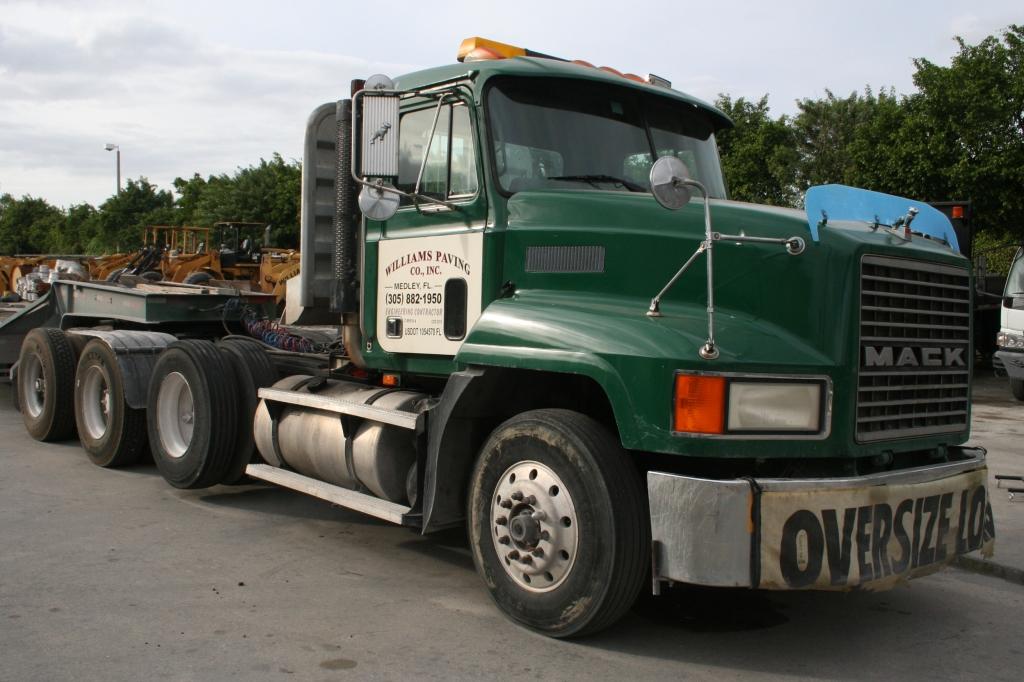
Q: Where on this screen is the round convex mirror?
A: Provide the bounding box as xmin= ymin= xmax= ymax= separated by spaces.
xmin=359 ymin=182 xmax=400 ymax=221
xmin=649 ymin=156 xmax=692 ymax=210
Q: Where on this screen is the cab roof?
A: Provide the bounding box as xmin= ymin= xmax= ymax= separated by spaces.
xmin=391 ymin=56 xmax=733 ymax=131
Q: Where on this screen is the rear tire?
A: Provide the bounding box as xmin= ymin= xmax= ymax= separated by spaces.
xmin=183 ymin=271 xmax=212 ymax=285
xmin=74 ymin=339 xmax=148 ymax=467
xmin=1011 ymin=378 xmax=1024 ymax=402
xmin=146 ymin=340 xmax=238 ymax=488
xmin=216 ymin=339 xmax=278 ymax=483
xmin=467 ymin=409 xmax=648 ymax=638
xmin=18 ymin=328 xmax=78 ymax=441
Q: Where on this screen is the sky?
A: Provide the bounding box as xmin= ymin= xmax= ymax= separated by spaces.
xmin=0 ymin=0 xmax=1019 ymax=208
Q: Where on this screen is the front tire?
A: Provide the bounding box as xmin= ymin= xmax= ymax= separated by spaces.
xmin=467 ymin=409 xmax=648 ymax=638
xmin=1011 ymin=378 xmax=1024 ymax=402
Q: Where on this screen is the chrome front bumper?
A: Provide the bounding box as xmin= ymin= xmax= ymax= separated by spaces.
xmin=995 ymin=350 xmax=1024 ymax=380
xmin=648 ymin=448 xmax=994 ymax=592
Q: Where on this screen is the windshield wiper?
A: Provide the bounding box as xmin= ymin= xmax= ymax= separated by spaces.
xmin=547 ymin=174 xmax=646 ymax=192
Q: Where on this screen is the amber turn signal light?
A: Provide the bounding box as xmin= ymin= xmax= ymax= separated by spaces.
xmin=673 ymin=374 xmax=726 ymax=434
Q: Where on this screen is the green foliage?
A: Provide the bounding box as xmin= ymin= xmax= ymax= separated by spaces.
xmin=712 ymin=25 xmax=1023 ymax=245
xmin=0 ymin=155 xmax=302 ymax=256
xmin=0 ymin=193 xmax=64 ymax=254
xmin=714 ymin=95 xmax=799 ymax=206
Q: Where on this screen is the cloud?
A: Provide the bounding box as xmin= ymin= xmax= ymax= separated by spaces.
xmin=0 ymin=7 xmax=417 ymax=207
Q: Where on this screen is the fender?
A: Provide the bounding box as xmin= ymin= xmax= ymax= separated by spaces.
xmin=68 ymin=330 xmax=177 ymax=409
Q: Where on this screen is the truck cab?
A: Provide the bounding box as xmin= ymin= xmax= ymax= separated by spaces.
xmin=996 ymin=246 xmax=1024 ymax=399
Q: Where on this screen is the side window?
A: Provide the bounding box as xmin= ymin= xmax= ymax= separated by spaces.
xmin=396 ymin=104 xmax=477 ymax=205
xmin=449 ymin=106 xmax=478 ymax=197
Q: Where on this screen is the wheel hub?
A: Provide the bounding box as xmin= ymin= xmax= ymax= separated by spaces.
xmin=490 ymin=460 xmax=578 ymax=592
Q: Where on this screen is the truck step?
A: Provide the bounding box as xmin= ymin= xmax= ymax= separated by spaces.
xmin=245 ymin=464 xmax=412 ymax=524
xmin=257 ymin=386 xmax=419 ymax=429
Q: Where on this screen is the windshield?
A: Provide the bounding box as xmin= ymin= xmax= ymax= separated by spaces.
xmin=486 ymin=77 xmax=727 ymax=198
xmin=1006 ymin=248 xmax=1024 ymax=296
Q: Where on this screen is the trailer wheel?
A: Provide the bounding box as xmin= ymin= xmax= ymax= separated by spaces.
xmin=216 ymin=340 xmax=278 ymax=483
xmin=147 ymin=340 xmax=238 ymax=488
xmin=467 ymin=409 xmax=648 ymax=638
xmin=74 ymin=340 xmax=148 ymax=467
xmin=1011 ymin=379 xmax=1024 ymax=402
xmin=18 ymin=328 xmax=78 ymax=441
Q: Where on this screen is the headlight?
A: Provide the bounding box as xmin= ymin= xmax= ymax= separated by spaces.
xmin=727 ymin=382 xmax=821 ymax=431
xmin=674 ymin=373 xmax=829 ymax=437
xmin=997 ymin=330 xmax=1024 ymax=350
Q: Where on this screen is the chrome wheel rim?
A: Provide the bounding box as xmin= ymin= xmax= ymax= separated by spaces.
xmin=157 ymin=371 xmax=194 ymax=458
xmin=79 ymin=365 xmax=111 ymax=440
xmin=22 ymin=353 xmax=45 ymax=419
xmin=491 ymin=460 xmax=578 ymax=592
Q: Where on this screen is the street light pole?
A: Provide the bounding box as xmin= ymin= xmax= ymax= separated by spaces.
xmin=104 ymin=143 xmax=121 ymax=194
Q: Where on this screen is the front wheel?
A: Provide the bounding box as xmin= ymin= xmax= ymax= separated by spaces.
xmin=1011 ymin=378 xmax=1024 ymax=402
xmin=467 ymin=409 xmax=648 ymax=638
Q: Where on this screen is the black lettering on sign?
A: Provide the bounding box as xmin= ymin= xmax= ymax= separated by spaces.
xmin=934 ymin=492 xmax=953 ymax=562
xmin=910 ymin=497 xmax=924 ymax=569
xmin=918 ymin=494 xmax=939 ymax=567
xmin=984 ymin=502 xmax=996 ymax=544
xmin=968 ymin=486 xmax=986 ymax=550
xmin=956 ymin=489 xmax=969 ymax=555
xmin=871 ymin=503 xmax=893 ymax=579
xmin=780 ymin=510 xmax=824 ymax=588
xmin=891 ymin=499 xmax=913 ymax=574
xmin=855 ymin=506 xmax=874 ymax=582
xmin=822 ymin=508 xmax=856 ymax=586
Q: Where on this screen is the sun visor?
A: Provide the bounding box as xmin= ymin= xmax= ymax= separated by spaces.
xmin=804 ymin=184 xmax=960 ymax=252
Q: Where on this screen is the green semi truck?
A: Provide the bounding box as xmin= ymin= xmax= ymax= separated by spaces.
xmin=10 ymin=37 xmax=994 ymax=637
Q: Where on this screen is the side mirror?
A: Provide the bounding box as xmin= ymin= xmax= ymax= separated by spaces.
xmin=649 ymin=156 xmax=692 ymax=210
xmin=358 ymin=74 xmax=400 ymax=177
xmin=357 ymin=74 xmax=401 ymax=221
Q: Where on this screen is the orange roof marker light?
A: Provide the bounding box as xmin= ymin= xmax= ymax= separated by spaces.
xmin=456 ymin=36 xmax=673 ymax=89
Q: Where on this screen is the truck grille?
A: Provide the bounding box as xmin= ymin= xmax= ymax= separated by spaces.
xmin=857 ymin=255 xmax=971 ymax=442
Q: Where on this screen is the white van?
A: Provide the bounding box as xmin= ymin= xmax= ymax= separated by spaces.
xmin=996 ymin=246 xmax=1024 ymax=400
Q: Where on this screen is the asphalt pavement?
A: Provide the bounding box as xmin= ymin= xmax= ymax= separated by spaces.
xmin=0 ymin=378 xmax=1022 ymax=681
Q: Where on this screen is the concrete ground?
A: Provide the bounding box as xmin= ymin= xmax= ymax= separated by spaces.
xmin=1 ymin=379 xmax=1023 ymax=681
xmin=963 ymin=373 xmax=1024 ymax=580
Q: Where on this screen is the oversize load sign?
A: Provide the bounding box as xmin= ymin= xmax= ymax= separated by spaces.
xmin=760 ymin=469 xmax=994 ymax=590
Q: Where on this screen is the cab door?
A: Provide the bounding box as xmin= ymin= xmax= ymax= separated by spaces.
xmin=363 ymin=100 xmax=488 ymax=361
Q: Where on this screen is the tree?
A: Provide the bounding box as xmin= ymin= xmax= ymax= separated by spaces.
xmin=714 ymin=95 xmax=799 ymax=206
xmin=0 ymin=194 xmax=64 ymax=254
xmin=88 ymin=178 xmax=175 ymax=253
xmin=185 ymin=154 xmax=301 ymax=247
xmin=910 ymin=25 xmax=1024 ymax=238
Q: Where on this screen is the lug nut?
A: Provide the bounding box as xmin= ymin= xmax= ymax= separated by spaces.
xmin=540 ymin=530 xmax=550 ymax=541
xmin=499 ymin=499 xmax=513 ymax=509
xmin=498 ymin=536 xmax=511 ymax=545
xmin=525 ymin=495 xmax=537 ymax=505
xmin=511 ymin=491 xmax=524 ymax=501
xmin=496 ymin=516 xmax=508 ymax=526
xmin=507 ymin=550 xmax=520 ymax=561
xmin=531 ymin=510 xmax=547 ymax=521
xmin=520 ymin=555 xmax=533 ymax=565
xmin=532 ymin=547 xmax=545 ymax=558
